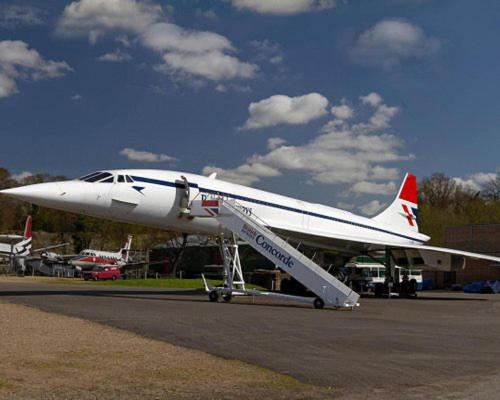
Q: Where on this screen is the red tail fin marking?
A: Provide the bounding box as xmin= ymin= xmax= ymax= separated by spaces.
xmin=24 ymin=215 xmax=32 ymax=239
xmin=401 ymin=204 xmax=414 ymax=226
xmin=399 ymin=174 xmax=417 ymax=204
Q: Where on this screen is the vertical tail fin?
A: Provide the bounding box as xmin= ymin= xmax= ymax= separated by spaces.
xmin=372 ymin=173 xmax=419 ymax=232
xmin=15 ymin=215 xmax=33 ymax=256
xmin=23 ymin=215 xmax=32 ymax=239
xmin=120 ymin=235 xmax=133 ymax=262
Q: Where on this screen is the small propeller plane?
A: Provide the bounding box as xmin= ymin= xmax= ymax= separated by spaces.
xmin=1 ymin=170 xmax=499 ymax=279
xmin=70 ymin=235 xmax=133 ymax=270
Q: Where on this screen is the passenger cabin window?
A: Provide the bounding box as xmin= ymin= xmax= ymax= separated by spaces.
xmin=118 ymin=175 xmax=125 ymax=183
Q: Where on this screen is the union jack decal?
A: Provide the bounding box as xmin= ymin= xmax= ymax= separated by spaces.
xmin=401 ymin=204 xmax=418 ymax=226
xmin=202 ymin=199 xmax=220 ymax=217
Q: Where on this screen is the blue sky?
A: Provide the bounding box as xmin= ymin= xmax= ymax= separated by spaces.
xmin=0 ymin=0 xmax=498 ymax=215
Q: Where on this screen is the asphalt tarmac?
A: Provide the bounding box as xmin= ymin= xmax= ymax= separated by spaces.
xmin=1 ymin=280 xmax=500 ymax=398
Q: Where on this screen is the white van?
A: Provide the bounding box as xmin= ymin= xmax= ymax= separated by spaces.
xmin=346 ymin=256 xmax=422 ymax=287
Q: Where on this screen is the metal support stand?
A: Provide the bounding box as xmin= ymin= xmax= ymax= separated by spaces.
xmin=218 ymin=234 xmax=246 ymax=291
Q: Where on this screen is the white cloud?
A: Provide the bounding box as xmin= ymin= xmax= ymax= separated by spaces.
xmin=203 ymin=163 xmax=281 ymax=186
xmin=0 ymin=40 xmax=71 ymax=99
xmin=57 ymin=1 xmax=257 ymax=84
xmin=71 ymin=93 xmax=83 ymax=100
xmin=453 ymin=172 xmax=498 ymax=192
xmin=368 ymin=104 xmax=400 ymax=130
xmin=360 ymin=92 xmax=382 ymax=107
xmin=98 ymin=48 xmax=132 ymax=62
xmin=215 ymin=83 xmax=252 ymax=93
xmin=157 ymin=50 xmax=257 ymax=81
xmin=0 ymin=73 xmax=17 ymax=98
xmin=142 ymin=23 xmax=257 ymax=81
xmin=350 ymin=19 xmax=440 ymax=68
xmin=56 ymin=0 xmax=162 ymax=41
xmin=231 ymin=0 xmax=336 ymax=15
xmin=215 ymin=84 xmax=226 ymax=92
xmin=243 ymin=93 xmax=329 ymax=129
xmin=11 ymin=171 xmax=34 ymax=182
xmin=142 ymin=22 xmax=232 ymax=54
xmin=351 ymin=93 xmax=401 ymax=133
xmin=351 ymin=181 xmax=396 ymax=196
xmin=359 ymin=200 xmax=386 ymax=216
xmin=120 ymin=148 xmax=177 ymax=163
xmin=370 ymin=166 xmax=400 ymax=181
xmin=204 ymin=94 xmax=411 ymax=192
xmin=270 ymin=56 xmax=284 ymax=64
xmin=267 ymin=137 xmax=287 ymax=150
xmin=0 ymin=5 xmax=44 ymax=29
xmin=331 ymin=104 xmax=354 ymax=120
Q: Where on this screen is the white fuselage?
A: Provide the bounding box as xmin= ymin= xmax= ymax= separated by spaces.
xmin=70 ymin=249 xmax=123 ymax=269
xmin=2 ymin=169 xmax=429 ymax=253
xmin=0 ymin=238 xmax=32 ymax=257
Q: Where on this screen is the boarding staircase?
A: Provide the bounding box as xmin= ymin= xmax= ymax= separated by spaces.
xmin=191 ymin=199 xmax=359 ymax=308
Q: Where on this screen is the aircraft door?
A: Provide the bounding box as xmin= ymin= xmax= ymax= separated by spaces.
xmin=175 ymin=175 xmax=198 ymax=217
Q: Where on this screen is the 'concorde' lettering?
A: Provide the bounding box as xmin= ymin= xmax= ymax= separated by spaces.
xmin=255 ymin=234 xmax=294 ymax=268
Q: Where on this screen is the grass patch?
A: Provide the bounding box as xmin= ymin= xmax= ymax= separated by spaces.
xmin=0 ymin=378 xmax=12 ymax=390
xmin=91 ymin=278 xmax=265 ymax=290
xmin=44 ymin=277 xmax=265 ymax=290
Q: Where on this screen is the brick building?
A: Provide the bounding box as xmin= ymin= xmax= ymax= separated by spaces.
xmin=423 ymin=224 xmax=500 ymax=288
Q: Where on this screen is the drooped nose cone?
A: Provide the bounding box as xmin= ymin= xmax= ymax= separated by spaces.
xmin=1 ymin=182 xmax=64 ymax=203
xmin=0 ymin=181 xmax=89 ymax=211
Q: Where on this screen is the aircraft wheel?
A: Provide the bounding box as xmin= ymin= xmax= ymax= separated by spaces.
xmin=221 ymin=293 xmax=232 ymax=302
xmin=93 ymin=276 xmax=98 ymax=281
xmin=313 ymin=297 xmax=325 ymax=309
xmin=208 ymin=290 xmax=219 ymax=302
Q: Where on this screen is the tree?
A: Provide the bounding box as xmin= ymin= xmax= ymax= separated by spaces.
xmin=420 ymin=172 xmax=458 ymax=209
xmin=482 ymin=176 xmax=500 ymax=201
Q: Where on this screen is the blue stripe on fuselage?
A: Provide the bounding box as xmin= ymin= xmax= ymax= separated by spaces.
xmin=131 ymin=175 xmax=425 ymax=244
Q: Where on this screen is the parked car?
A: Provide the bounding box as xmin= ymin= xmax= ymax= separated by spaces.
xmin=463 ymin=280 xmax=500 ymax=294
xmin=83 ymin=266 xmax=120 ymax=281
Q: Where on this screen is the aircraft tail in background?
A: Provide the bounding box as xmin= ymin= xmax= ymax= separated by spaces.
xmin=0 ymin=215 xmax=33 ymax=257
xmin=23 ymin=215 xmax=32 ymax=240
xmin=372 ymin=173 xmax=420 ymax=233
xmin=120 ymin=235 xmax=133 ymax=262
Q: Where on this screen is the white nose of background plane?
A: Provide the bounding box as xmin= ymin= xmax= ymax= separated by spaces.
xmin=0 ymin=181 xmax=91 ymax=212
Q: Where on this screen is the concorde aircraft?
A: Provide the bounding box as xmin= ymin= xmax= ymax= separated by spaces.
xmin=2 ymin=170 xmax=499 ymax=273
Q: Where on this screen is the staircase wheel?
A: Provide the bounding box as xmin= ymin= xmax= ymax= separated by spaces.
xmin=313 ymin=297 xmax=325 ymax=309
xmin=208 ymin=290 xmax=219 ymax=302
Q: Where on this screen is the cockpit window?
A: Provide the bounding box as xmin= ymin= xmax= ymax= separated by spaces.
xmin=117 ymin=175 xmax=125 ymax=183
xmin=101 ymin=176 xmax=114 ymax=183
xmin=85 ymin=172 xmax=112 ymax=182
xmin=126 ymin=175 xmax=133 ymax=183
xmin=78 ymin=171 xmax=101 ymax=181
